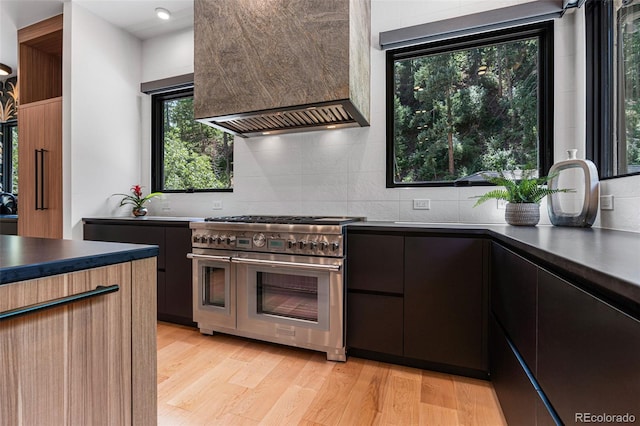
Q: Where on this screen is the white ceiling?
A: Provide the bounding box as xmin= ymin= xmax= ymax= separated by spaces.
xmin=2 ymin=0 xmax=193 ymax=39
xmin=0 ymin=0 xmax=194 ymax=76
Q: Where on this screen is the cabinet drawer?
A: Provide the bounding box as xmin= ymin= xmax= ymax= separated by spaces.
xmin=347 ymin=233 xmax=403 ymax=294
xmin=347 ymin=292 xmax=403 ymax=356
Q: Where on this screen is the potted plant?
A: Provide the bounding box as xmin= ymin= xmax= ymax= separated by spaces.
xmin=113 ymin=185 xmax=162 ymax=217
xmin=472 ymin=170 xmax=573 ymax=226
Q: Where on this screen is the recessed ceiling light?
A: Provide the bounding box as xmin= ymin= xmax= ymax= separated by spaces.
xmin=155 ymin=7 xmax=171 ymax=20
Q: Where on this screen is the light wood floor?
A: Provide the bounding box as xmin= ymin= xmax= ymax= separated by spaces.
xmin=157 ymin=322 xmax=507 ymax=425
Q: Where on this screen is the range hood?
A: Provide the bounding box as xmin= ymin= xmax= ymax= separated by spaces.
xmin=193 ymin=0 xmax=370 ymax=138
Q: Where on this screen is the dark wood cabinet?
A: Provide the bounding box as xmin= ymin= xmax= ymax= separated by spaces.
xmin=537 ymin=269 xmax=640 ymax=423
xmin=491 ymin=241 xmax=640 ymax=425
xmin=347 ymin=292 xmax=403 ymax=356
xmin=83 ymin=220 xmax=194 ymax=326
xmin=346 ymin=233 xmax=403 ymax=294
xmin=491 ymin=243 xmax=537 ymax=370
xmin=404 ymin=237 xmax=487 ymax=371
xmin=164 ymin=227 xmax=193 ymax=321
xmin=490 ymin=314 xmax=537 ymax=426
xmin=346 ymin=230 xmax=488 ymax=377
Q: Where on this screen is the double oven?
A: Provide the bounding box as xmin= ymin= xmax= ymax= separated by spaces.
xmin=188 ymin=216 xmax=362 ymax=361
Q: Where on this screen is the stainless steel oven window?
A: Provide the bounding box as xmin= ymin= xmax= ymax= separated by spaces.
xmin=246 ymin=266 xmax=330 ymax=330
xmin=198 ymin=261 xmax=231 ymax=314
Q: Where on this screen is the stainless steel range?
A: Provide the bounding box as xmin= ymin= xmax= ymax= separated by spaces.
xmin=188 ymin=215 xmax=364 ymax=361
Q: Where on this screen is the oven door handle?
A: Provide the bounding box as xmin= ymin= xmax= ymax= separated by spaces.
xmin=231 ymin=257 xmax=341 ymax=272
xmin=186 ymin=253 xmax=232 ymax=262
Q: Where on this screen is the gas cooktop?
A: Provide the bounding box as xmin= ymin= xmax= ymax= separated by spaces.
xmin=203 ymin=215 xmax=365 ymax=225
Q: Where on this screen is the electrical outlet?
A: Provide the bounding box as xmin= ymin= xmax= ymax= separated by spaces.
xmin=212 ymin=200 xmax=223 ymax=210
xmin=600 ymin=195 xmax=614 ymax=210
xmin=413 ymin=199 xmax=430 ymax=210
xmin=497 ymin=199 xmax=507 ymax=210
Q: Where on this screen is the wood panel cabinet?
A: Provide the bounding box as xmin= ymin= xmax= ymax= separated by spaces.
xmin=537 ymin=269 xmax=640 ymax=423
xmin=83 ymin=220 xmax=194 ymax=325
xmin=17 ymin=98 xmax=62 ymax=238
xmin=0 ymin=259 xmax=157 ymax=425
xmin=346 ymin=230 xmax=488 ymax=377
xmin=17 ymin=15 xmax=63 ymax=239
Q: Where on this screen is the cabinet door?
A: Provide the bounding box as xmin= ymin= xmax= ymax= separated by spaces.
xmin=404 ymin=237 xmax=487 ymax=371
xmin=347 ymin=292 xmax=403 ymax=356
xmin=17 ymin=98 xmax=63 ymax=239
xmin=0 ymin=264 xmax=133 ymax=425
xmin=538 ymin=269 xmax=640 ymax=423
xmin=491 ymin=243 xmax=537 ymax=370
xmin=164 ymin=227 xmax=194 ymax=323
xmin=490 ymin=314 xmax=537 ymax=426
xmin=347 ymin=233 xmax=404 ymax=294
xmin=83 ymin=224 xmax=166 ymax=269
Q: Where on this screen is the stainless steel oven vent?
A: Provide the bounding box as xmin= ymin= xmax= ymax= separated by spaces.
xmin=197 ymin=101 xmax=368 ymax=138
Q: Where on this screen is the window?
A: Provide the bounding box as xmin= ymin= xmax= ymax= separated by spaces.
xmin=152 ymin=88 xmax=233 ymax=192
xmin=386 ymin=22 xmax=553 ymax=187
xmin=587 ymin=0 xmax=640 ymax=178
xmin=0 ymin=120 xmax=18 ymax=194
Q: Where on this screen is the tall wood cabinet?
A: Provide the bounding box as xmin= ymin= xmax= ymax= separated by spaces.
xmin=17 ymin=15 xmax=63 ymax=238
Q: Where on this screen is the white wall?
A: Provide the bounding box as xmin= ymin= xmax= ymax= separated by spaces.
xmin=64 ymin=2 xmax=143 ymax=239
xmin=135 ymin=0 xmax=639 ymax=232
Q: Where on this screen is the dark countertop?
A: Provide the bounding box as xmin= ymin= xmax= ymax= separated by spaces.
xmin=348 ymin=222 xmax=640 ymax=313
xmin=83 ymin=216 xmax=203 ymax=227
xmin=0 ymin=235 xmax=159 ymax=285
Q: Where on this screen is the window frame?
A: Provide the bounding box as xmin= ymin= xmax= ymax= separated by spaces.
xmin=385 ymin=21 xmax=555 ymax=188
xmin=586 ymin=0 xmax=640 ymax=180
xmin=151 ymin=87 xmax=233 ymax=193
xmin=1 ymin=119 xmax=18 ymax=194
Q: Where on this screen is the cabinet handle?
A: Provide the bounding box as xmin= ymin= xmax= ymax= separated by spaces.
xmin=0 ymin=285 xmax=119 ymax=322
xmin=34 ymin=149 xmax=48 ymax=210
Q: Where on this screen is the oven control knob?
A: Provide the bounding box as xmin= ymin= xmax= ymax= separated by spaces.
xmin=298 ymin=240 xmax=307 ymax=249
xmin=287 ymin=239 xmax=296 ymax=249
xmin=320 ymin=241 xmax=329 ymax=250
xmin=192 ymin=235 xmax=199 ymax=243
xmin=216 ymin=236 xmax=224 ymax=244
xmin=308 ymin=241 xmax=318 ymax=250
xmin=253 ymin=233 xmax=266 ymax=248
xmin=331 ymin=242 xmax=340 ymax=251
xmin=226 ymin=236 xmax=236 ymax=245
xmin=198 ymin=235 xmax=207 ymax=243
xmin=208 ymin=235 xmax=216 ymax=244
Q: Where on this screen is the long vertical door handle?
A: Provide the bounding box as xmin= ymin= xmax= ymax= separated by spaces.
xmin=34 ymin=149 xmax=47 ymax=210
xmin=34 ymin=149 xmax=39 ymax=210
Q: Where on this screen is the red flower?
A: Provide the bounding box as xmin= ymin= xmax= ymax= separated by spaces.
xmin=132 ymin=185 xmax=143 ymax=198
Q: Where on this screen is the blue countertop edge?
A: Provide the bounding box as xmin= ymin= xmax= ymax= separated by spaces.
xmin=0 ymin=235 xmax=159 ymax=285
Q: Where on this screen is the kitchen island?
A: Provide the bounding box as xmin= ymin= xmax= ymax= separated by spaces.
xmin=0 ymin=235 xmax=159 ymax=426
